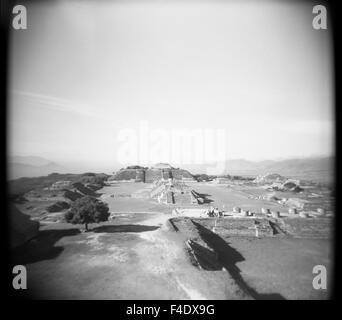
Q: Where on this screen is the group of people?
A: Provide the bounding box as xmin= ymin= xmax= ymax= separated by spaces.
xmin=206 ymin=206 xmax=223 ymax=217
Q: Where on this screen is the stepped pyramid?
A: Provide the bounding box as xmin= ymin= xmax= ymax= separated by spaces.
xmin=110 ymin=163 xmax=195 ymax=183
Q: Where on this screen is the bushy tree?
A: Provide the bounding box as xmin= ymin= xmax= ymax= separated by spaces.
xmin=64 ymin=196 xmax=110 ymax=231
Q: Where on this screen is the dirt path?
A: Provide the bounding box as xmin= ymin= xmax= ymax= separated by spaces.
xmin=18 ymin=212 xmax=238 ymax=299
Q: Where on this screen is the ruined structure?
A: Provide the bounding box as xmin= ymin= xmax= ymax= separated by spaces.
xmin=150 ymin=179 xmax=204 ymax=205
xmin=212 ymin=177 xmax=231 ymax=184
xmin=109 ymin=163 xmax=195 ymax=183
xmin=254 ymin=173 xmax=286 ymax=184
xmin=49 ymin=180 xmax=72 ymax=190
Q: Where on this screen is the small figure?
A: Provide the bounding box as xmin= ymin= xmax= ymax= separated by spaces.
xmin=254 ymin=220 xmax=260 ymax=238
xmin=207 ymin=206 xmax=214 ymax=217
xmin=212 ymin=218 xmax=218 ymax=233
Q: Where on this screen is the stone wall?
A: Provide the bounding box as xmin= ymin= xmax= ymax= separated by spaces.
xmin=111 ymin=166 xmax=195 ymax=183
xmin=145 ymin=169 xmax=163 ymax=183
xmin=135 ymin=169 xmax=145 ymax=182
xmin=162 ymin=169 xmax=172 ymax=180
xmin=193 ymin=218 xmax=274 ymax=237
xmin=173 ymin=192 xmax=192 ymax=204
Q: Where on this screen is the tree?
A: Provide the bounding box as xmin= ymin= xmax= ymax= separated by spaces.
xmin=64 ymin=196 xmax=110 ymax=231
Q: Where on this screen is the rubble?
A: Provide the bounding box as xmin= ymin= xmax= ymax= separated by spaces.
xmin=254 ymin=173 xmax=286 ymax=184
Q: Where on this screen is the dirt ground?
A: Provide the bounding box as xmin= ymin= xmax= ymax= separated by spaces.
xmin=227 ymin=237 xmax=331 ymax=299
xmin=12 ymin=182 xmax=333 ymax=299
xmin=100 ymin=182 xmax=287 ymax=214
xmin=14 ymin=214 xmax=243 ymax=300
xmin=191 ymin=183 xmax=291 ymax=213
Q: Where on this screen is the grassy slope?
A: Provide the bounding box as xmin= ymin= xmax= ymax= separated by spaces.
xmin=8 ymin=173 xmax=109 ymax=197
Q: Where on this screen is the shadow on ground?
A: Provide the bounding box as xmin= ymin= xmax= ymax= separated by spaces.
xmin=92 ymin=224 xmax=160 ymax=233
xmin=190 ymin=220 xmax=285 ymax=300
xmin=196 ymin=192 xmax=214 ymax=204
xmin=11 ymin=228 xmax=81 ymax=265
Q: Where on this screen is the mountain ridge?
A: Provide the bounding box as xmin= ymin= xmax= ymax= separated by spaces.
xmin=8 ymin=157 xmax=66 ymax=180
xmin=8 ymin=155 xmax=334 ymax=183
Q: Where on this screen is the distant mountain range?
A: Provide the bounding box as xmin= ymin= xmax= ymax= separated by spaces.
xmin=8 ymin=156 xmax=66 ymax=180
xmin=226 ymin=157 xmax=333 ymax=175
xmin=184 ymin=156 xmax=334 ymax=183
xmin=8 ymin=155 xmax=334 ymax=183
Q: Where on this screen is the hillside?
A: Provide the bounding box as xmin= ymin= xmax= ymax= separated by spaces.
xmin=226 ymin=157 xmax=334 ymax=183
xmin=10 ymin=156 xmax=55 ymax=167
xmin=8 ymin=156 xmax=66 ymax=179
xmin=8 ymin=172 xmax=109 ymax=197
xmin=184 ymin=157 xmax=334 ymax=184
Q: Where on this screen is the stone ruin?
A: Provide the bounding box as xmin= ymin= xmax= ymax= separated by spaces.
xmin=49 ymin=180 xmax=72 ymax=190
xmin=254 ymin=173 xmax=286 ymax=184
xmin=150 ymin=178 xmax=204 ymax=205
xmin=109 ymin=163 xmax=195 ymax=183
xmin=254 ymin=173 xmax=303 ymax=193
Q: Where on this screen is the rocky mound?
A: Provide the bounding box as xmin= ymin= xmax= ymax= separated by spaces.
xmin=282 ymin=181 xmax=303 ymax=192
xmin=268 ymin=179 xmax=303 ymax=193
xmin=63 ymin=189 xmax=83 ymax=201
xmin=9 ymin=172 xmax=109 ymax=198
xmin=72 ymin=182 xmax=98 ymax=196
xmin=46 ymin=201 xmax=70 ymax=213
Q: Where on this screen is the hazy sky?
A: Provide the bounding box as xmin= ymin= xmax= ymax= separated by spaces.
xmin=8 ymin=0 xmax=334 ymax=170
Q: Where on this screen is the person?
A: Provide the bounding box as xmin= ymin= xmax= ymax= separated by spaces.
xmin=254 ymin=220 xmax=260 ymax=237
xmin=221 ymin=205 xmax=225 ymax=216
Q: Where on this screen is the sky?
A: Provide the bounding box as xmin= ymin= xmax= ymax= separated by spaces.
xmin=8 ymin=0 xmax=334 ymax=172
